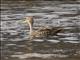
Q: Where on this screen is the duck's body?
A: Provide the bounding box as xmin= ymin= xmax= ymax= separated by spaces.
xmin=22 ymin=16 xmax=63 ymax=39
xmin=31 ymin=27 xmax=63 ymax=38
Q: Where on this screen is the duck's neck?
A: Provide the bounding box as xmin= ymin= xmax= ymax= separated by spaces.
xmin=29 ymin=23 xmax=33 ymax=36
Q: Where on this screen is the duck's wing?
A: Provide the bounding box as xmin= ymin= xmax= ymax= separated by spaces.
xmin=38 ymin=27 xmax=64 ymax=35
xmin=37 ymin=26 xmax=51 ymax=31
xmin=31 ymin=27 xmax=64 ymax=38
xmin=31 ymin=27 xmax=51 ymax=38
xmin=38 ymin=26 xmax=63 ymax=31
xmin=51 ymin=27 xmax=64 ymax=35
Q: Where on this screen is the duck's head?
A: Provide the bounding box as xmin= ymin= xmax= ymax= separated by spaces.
xmin=22 ymin=16 xmax=34 ymax=26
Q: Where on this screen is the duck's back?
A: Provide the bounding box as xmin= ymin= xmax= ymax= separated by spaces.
xmin=31 ymin=27 xmax=63 ymax=38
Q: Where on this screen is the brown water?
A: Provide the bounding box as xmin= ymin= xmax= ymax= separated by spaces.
xmin=1 ymin=0 xmax=80 ymax=60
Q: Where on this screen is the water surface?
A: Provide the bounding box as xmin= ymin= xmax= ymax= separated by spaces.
xmin=1 ymin=0 xmax=80 ymax=60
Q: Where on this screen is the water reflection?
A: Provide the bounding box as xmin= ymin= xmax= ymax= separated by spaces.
xmin=1 ymin=0 xmax=80 ymax=60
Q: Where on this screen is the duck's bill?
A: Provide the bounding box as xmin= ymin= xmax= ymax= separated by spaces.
xmin=18 ymin=19 xmax=27 ymax=23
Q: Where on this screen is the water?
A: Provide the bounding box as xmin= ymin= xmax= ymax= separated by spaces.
xmin=1 ymin=0 xmax=80 ymax=60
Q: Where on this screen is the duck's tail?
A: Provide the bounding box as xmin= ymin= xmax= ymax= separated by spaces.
xmin=51 ymin=27 xmax=64 ymax=35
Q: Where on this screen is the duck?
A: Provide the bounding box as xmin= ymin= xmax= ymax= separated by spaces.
xmin=21 ymin=16 xmax=63 ymax=39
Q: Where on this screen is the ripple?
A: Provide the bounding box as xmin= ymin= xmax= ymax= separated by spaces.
xmin=44 ymin=14 xmax=59 ymax=19
xmin=60 ymin=37 xmax=78 ymax=40
xmin=64 ymin=41 xmax=80 ymax=43
xmin=14 ymin=52 xmax=24 ymax=55
xmin=47 ymin=40 xmax=60 ymax=43
xmin=58 ymin=33 xmax=76 ymax=36
xmin=11 ymin=53 xmax=68 ymax=59
xmin=34 ymin=39 xmax=44 ymax=42
xmin=6 ymin=44 xmax=16 ymax=46
xmin=60 ymin=4 xmax=80 ymax=8
xmin=52 ymin=11 xmax=77 ymax=15
xmin=25 ymin=13 xmax=46 ymax=16
xmin=10 ymin=38 xmax=25 ymax=41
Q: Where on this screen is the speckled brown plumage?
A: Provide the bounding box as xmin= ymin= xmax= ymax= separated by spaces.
xmin=30 ymin=27 xmax=63 ymax=38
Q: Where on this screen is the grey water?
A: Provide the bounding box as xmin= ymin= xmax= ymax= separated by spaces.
xmin=1 ymin=0 xmax=80 ymax=60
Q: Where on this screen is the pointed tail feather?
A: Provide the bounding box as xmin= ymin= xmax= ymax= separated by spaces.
xmin=52 ymin=28 xmax=64 ymax=35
